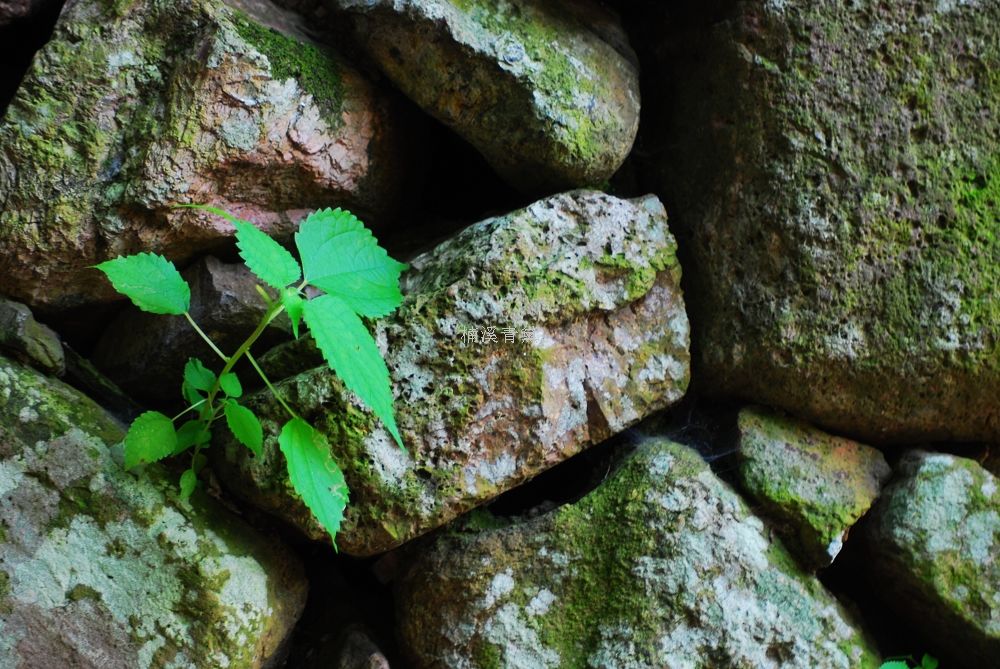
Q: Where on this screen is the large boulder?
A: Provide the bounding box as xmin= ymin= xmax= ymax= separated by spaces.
xmin=0 ymin=0 xmax=415 ymax=314
xmin=652 ymin=0 xmax=1000 ymax=443
xmin=394 ymin=439 xmax=879 ymax=668
xmin=864 ymin=451 xmax=999 ymax=667
xmin=736 ymin=406 xmax=891 ymax=569
xmin=0 ymin=353 xmax=307 ymax=667
xmin=331 ymin=0 xmax=640 ymax=192
xmin=216 ymin=190 xmax=690 ymax=555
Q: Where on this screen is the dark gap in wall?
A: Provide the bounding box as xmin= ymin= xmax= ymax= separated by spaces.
xmin=0 ymin=0 xmax=65 ymax=116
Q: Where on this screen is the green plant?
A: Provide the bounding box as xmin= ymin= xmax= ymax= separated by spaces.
xmin=95 ymin=206 xmax=406 ymax=546
xmin=880 ymin=653 xmax=939 ymax=669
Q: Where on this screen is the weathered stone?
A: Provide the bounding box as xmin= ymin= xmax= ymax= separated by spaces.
xmin=92 ymin=256 xmax=290 ymax=404
xmin=216 ymin=190 xmax=690 ymax=555
xmin=652 ymin=0 xmax=1000 ymax=443
xmin=736 ymin=406 xmax=891 ymax=569
xmin=0 ymin=0 xmax=415 ymax=314
xmin=0 ymin=297 xmax=64 ymax=375
xmin=331 ymin=0 xmax=640 ymax=192
xmin=395 ymin=439 xmax=879 ymax=668
xmin=865 ymin=451 xmax=1000 ymax=666
xmin=0 ymin=353 xmax=307 ymax=667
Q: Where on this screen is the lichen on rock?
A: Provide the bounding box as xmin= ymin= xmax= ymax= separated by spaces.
xmin=864 ymin=450 xmax=1000 ymax=666
xmin=736 ymin=406 xmax=892 ymax=568
xmin=394 ymin=438 xmax=879 ymax=668
xmin=652 ymin=0 xmax=1000 ymax=443
xmin=0 ymin=354 xmax=307 ymax=668
xmin=331 ymin=0 xmax=640 ymax=192
xmin=0 ymin=0 xmax=415 ymax=314
xmin=215 ymin=190 xmax=690 ymax=555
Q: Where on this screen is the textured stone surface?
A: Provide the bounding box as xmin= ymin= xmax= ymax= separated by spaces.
xmin=333 ymin=0 xmax=640 ymax=192
xmin=216 ymin=190 xmax=690 ymax=555
xmin=92 ymin=256 xmax=290 ymax=404
xmin=865 ymin=451 xmax=1000 ymax=666
xmin=0 ymin=353 xmax=307 ymax=667
xmin=0 ymin=297 xmax=64 ymax=375
xmin=653 ymin=0 xmax=1000 ymax=443
xmin=736 ymin=406 xmax=891 ymax=569
xmin=395 ymin=438 xmax=879 ymax=668
xmin=0 ymin=0 xmax=414 ymax=314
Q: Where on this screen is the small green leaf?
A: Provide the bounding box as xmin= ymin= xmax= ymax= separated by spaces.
xmin=278 ymin=418 xmax=349 ymax=544
xmin=303 ymin=294 xmax=403 ymax=447
xmin=179 ymin=469 xmax=197 ymax=500
xmin=219 ymin=371 xmax=242 ymax=398
xmin=282 ymin=288 xmax=305 ymax=339
xmin=295 ymin=208 xmax=407 ymax=317
xmin=95 ymin=253 xmax=191 ymax=315
xmin=181 ymin=204 xmax=302 ymax=289
xmin=183 ymin=358 xmax=216 ymax=392
xmin=181 ymin=381 xmax=202 ymax=406
xmin=224 ymin=399 xmax=263 ymax=457
xmin=174 ymin=419 xmax=211 ymax=454
xmin=878 ymin=661 xmax=912 ymax=669
xmin=124 ymin=411 xmax=177 ymax=469
xmin=920 ymin=655 xmax=938 ymax=669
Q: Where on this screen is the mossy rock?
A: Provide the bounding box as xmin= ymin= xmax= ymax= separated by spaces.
xmin=215 ymin=191 xmax=690 ymax=556
xmin=736 ymin=406 xmax=891 ymax=568
xmin=652 ymin=0 xmax=1000 ymax=443
xmin=865 ymin=451 xmax=1000 ymax=667
xmin=0 ymin=0 xmax=415 ymax=314
xmin=332 ymin=0 xmax=640 ymax=192
xmin=0 ymin=354 xmax=306 ymax=667
xmin=394 ymin=438 xmax=879 ymax=668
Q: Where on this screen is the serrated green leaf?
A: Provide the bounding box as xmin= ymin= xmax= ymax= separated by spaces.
xmin=282 ymin=288 xmax=305 ymax=338
xmin=295 ymin=208 xmax=407 ymax=317
xmin=96 ymin=253 xmax=190 ymax=315
xmin=124 ymin=411 xmax=177 ymax=469
xmin=303 ymin=294 xmax=402 ymax=447
xmin=219 ymin=371 xmax=242 ymax=398
xmin=183 ymin=358 xmax=216 ymax=392
xmin=224 ymin=399 xmax=263 ymax=457
xmin=233 ymin=219 xmax=302 ymax=290
xmin=174 ymin=419 xmax=211 ymax=454
xmin=181 ymin=204 xmax=302 ymax=289
xmin=179 ymin=469 xmax=197 ymax=500
xmin=278 ymin=418 xmax=349 ymax=544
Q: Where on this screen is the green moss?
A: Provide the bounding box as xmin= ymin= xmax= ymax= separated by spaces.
xmin=67 ymin=583 xmax=103 ymax=602
xmin=231 ymin=14 xmax=344 ymax=122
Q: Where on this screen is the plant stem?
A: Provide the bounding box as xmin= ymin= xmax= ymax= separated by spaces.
xmin=184 ymin=312 xmax=228 ymax=363
xmin=171 ymin=399 xmax=206 ymax=422
xmin=246 ymin=352 xmax=297 ymax=419
xmin=203 ymin=301 xmax=285 ymax=413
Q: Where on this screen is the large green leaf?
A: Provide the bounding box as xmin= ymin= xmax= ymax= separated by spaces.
xmin=303 ymin=294 xmax=402 ymax=447
xmin=294 ymin=208 xmax=407 ymax=317
xmin=124 ymin=411 xmax=177 ymax=469
xmin=224 ymin=399 xmax=263 ymax=457
xmin=278 ymin=418 xmax=349 ymax=544
xmin=95 ymin=253 xmax=190 ymax=315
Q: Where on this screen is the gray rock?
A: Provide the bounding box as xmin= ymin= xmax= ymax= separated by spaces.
xmin=0 ymin=0 xmax=416 ymax=314
xmin=0 ymin=297 xmax=64 ymax=375
xmin=216 ymin=190 xmax=690 ymax=555
xmin=736 ymin=406 xmax=891 ymax=568
xmin=332 ymin=0 xmax=640 ymax=192
xmin=394 ymin=438 xmax=879 ymax=668
xmin=865 ymin=450 xmax=1000 ymax=666
xmin=92 ymin=256 xmax=290 ymax=404
xmin=0 ymin=353 xmax=308 ymax=667
xmin=651 ymin=0 xmax=1000 ymax=443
